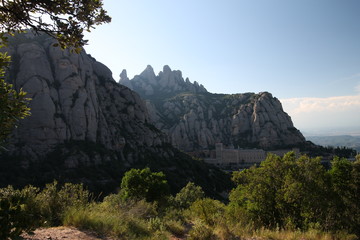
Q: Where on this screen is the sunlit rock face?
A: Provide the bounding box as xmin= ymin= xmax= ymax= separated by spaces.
xmin=120 ymin=65 xmax=306 ymax=151
xmin=4 ymin=34 xmax=166 ymax=162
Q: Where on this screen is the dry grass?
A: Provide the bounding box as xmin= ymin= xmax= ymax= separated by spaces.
xmin=229 ymin=226 xmax=358 ymax=240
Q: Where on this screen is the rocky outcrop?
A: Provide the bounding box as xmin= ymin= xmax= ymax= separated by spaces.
xmin=120 ymin=65 xmax=207 ymax=96
xmin=120 ymin=66 xmax=306 ymax=151
xmin=4 ymin=34 xmax=166 ymax=164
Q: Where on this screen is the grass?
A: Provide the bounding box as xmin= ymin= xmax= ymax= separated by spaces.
xmin=62 ymin=195 xmax=178 ymax=240
xmin=63 ymin=202 xmax=152 ymax=239
xmin=228 ymin=226 xmax=358 ymax=240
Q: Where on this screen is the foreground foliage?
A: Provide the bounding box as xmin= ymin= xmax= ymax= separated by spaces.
xmin=229 ymin=153 xmax=360 ymax=235
xmin=0 ymin=181 xmax=88 ymax=239
xmin=1 ymin=157 xmax=359 ymax=239
xmin=0 ymin=49 xmax=31 ymax=146
xmin=0 ymin=0 xmax=111 ymax=50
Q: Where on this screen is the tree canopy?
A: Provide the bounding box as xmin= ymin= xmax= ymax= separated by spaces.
xmin=0 ymin=0 xmax=111 ymax=50
xmin=229 ymin=152 xmax=360 ymax=234
xmin=120 ymin=168 xmax=170 ymax=202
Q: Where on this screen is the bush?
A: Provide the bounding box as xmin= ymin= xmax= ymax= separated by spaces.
xmin=148 ymin=217 xmax=165 ymax=232
xmin=174 ymin=182 xmax=204 ymax=209
xmin=164 ymin=219 xmax=186 ymax=236
xmin=188 ymin=221 xmax=217 ymax=240
xmin=189 ymin=198 xmax=225 ymax=226
xmin=0 ymin=185 xmax=41 ymax=239
xmin=63 ymin=196 xmax=164 ymax=239
xmin=36 ymin=181 xmax=90 ymax=226
xmin=120 ymin=168 xmax=170 ymax=202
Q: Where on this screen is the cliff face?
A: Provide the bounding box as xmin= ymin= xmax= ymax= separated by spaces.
xmin=4 ymin=34 xmax=166 ymax=164
xmin=120 ymin=66 xmax=306 ymax=151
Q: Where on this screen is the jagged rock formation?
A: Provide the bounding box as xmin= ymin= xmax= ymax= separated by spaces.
xmin=3 ymin=33 xmax=165 ymax=162
xmin=120 ymin=66 xmax=306 ymax=151
xmin=1 ymin=33 xmax=232 ymax=197
xmin=120 ymin=65 xmax=207 ymax=97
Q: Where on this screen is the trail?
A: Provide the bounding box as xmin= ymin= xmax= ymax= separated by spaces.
xmin=21 ymin=226 xmax=113 ymax=240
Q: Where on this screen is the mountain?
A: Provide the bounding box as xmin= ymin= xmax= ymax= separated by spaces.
xmin=0 ymin=33 xmax=231 ymax=197
xmin=119 ymin=65 xmax=306 ymax=151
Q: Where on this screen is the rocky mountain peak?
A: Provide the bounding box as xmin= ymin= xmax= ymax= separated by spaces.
xmin=117 ymin=63 xmax=306 ymax=151
xmin=162 ymin=65 xmax=172 ymax=73
xmin=120 ymin=69 xmax=128 ymax=80
xmin=140 ymin=65 xmax=157 ymax=79
xmin=119 ymin=65 xmax=208 ymax=98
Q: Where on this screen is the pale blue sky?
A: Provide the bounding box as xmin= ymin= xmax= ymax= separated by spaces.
xmin=84 ymin=0 xmax=360 ymax=134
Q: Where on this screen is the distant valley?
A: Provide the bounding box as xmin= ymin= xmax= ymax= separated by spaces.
xmin=306 ymin=135 xmax=360 ymax=153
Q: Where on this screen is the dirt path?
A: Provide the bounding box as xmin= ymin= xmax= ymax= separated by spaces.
xmin=21 ymin=226 xmax=113 ymax=240
xmin=20 ymin=226 xmax=186 ymax=240
xmin=20 ymin=226 xmax=260 ymax=240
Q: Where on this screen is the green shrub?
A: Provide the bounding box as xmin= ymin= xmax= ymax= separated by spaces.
xmin=63 ymin=197 xmax=164 ymax=239
xmin=0 ymin=185 xmax=41 ymax=239
xmin=164 ymin=219 xmax=186 ymax=236
xmin=36 ymin=181 xmax=90 ymax=226
xmin=174 ymin=182 xmax=204 ymax=209
xmin=163 ymin=205 xmax=185 ymax=223
xmin=148 ymin=217 xmax=165 ymax=232
xmin=189 ymin=198 xmax=225 ymax=226
xmin=188 ymin=221 xmax=217 ymax=240
xmin=120 ymin=168 xmax=170 ymax=202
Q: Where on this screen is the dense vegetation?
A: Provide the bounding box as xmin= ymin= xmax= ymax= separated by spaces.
xmin=1 ymin=153 xmax=359 ymax=239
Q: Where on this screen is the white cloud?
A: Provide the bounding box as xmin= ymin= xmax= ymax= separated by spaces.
xmin=280 ymin=95 xmax=360 ymax=133
xmin=281 ymin=95 xmax=360 ymax=114
xmin=356 ymin=82 xmax=360 ymax=94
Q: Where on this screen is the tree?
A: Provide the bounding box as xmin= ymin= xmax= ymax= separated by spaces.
xmin=0 ymin=0 xmax=110 ymax=146
xmin=229 ymin=153 xmax=297 ymax=228
xmin=0 ymin=62 xmax=30 ymax=146
xmin=277 ymin=155 xmax=329 ymax=230
xmin=189 ymin=198 xmax=225 ymax=226
xmin=0 ymin=0 xmax=111 ymax=50
xmin=120 ymin=168 xmax=170 ymax=202
xmin=327 ymin=157 xmax=360 ymax=233
xmin=229 ymin=152 xmax=333 ymax=230
xmin=174 ymin=182 xmax=204 ymax=209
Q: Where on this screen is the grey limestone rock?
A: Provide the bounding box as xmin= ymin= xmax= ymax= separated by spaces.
xmin=119 ymin=65 xmax=208 ymax=96
xmin=5 ymin=35 xmax=167 ymax=163
xmin=122 ymin=67 xmax=306 ymax=151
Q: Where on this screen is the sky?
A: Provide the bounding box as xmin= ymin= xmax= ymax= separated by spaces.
xmin=83 ymin=0 xmax=360 ymax=136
